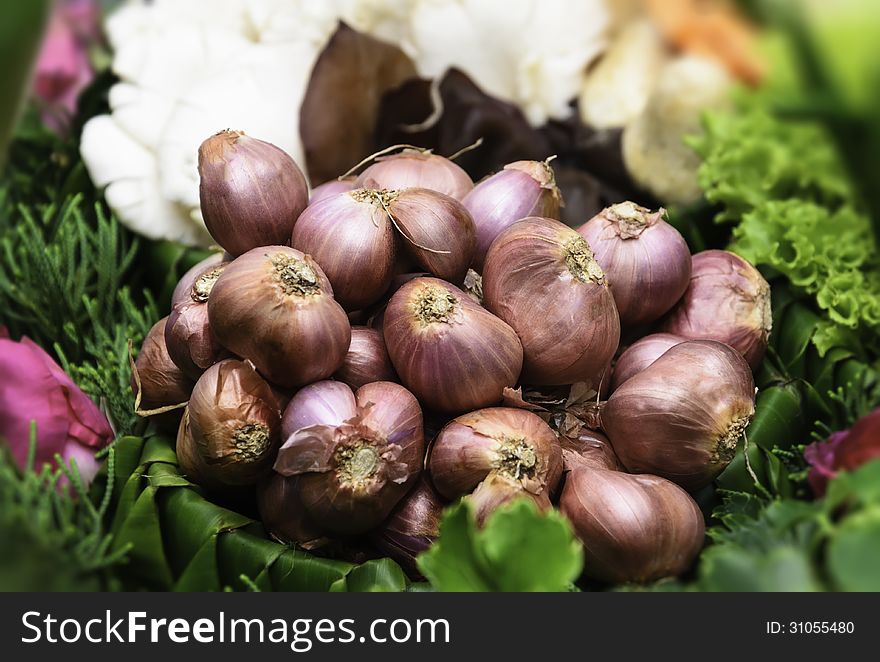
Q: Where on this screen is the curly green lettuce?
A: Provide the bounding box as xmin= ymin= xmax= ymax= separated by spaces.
xmin=691 ymin=103 xmax=880 ymax=355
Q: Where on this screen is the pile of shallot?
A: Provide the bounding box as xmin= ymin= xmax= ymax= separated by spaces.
xmin=132 ymin=129 xmax=771 ymax=585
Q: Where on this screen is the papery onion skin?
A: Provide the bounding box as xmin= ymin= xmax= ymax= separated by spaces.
xmin=357 ymin=381 xmax=424 ymax=461
xmin=483 ymin=217 xmax=620 ymax=386
xmin=602 ymin=340 xmax=756 ymax=490
xmin=165 ymin=262 xmax=228 ymax=380
xmin=172 ymin=260 xmax=228 ymax=309
xmin=610 ymin=333 xmax=685 ymax=393
xmin=172 ymin=253 xmax=227 ymax=307
xmin=309 ymin=177 xmax=356 ymax=206
xmin=274 ymin=381 xmax=425 ymax=534
xmin=463 ymin=268 xmax=483 ymax=305
xmin=257 ymin=472 xmax=330 ymax=550
xmin=187 ymin=359 xmax=282 ymax=486
xmin=463 ymin=160 xmax=563 ymax=271
xmin=166 ymin=301 xmax=224 ymax=380
xmin=281 ymin=380 xmax=357 ymax=440
xmin=469 ymin=473 xmax=553 ymax=526
xmin=355 ymin=150 xmax=474 ymax=200
xmin=383 ymin=277 xmax=523 ymax=413
xmin=428 ymin=407 xmax=562 ymax=502
xmin=335 ymin=326 xmax=397 ymax=389
xmin=198 ymin=130 xmax=308 ymax=256
xmin=291 ymin=190 xmax=397 ymax=311
xmin=371 ymin=477 xmax=444 ymax=575
xmin=578 ymin=202 xmax=691 ymax=328
xmin=560 ymin=427 xmax=622 ymax=473
xmin=660 ymin=250 xmax=772 ymax=369
xmin=132 ymin=317 xmax=194 ymax=411
xmin=207 ymin=246 xmax=351 ymax=388
xmin=177 ymin=410 xmax=255 ymax=501
xmin=388 ymin=188 xmax=477 ymax=284
xmin=176 ymin=409 xmax=222 ymax=492
xmin=560 ymin=466 xmax=705 ymax=583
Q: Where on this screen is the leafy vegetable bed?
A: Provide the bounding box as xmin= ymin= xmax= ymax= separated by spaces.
xmin=101 ymin=434 xmax=408 ymax=592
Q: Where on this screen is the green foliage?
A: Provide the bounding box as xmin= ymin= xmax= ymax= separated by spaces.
xmin=2 ymin=109 xmax=93 ymax=210
xmin=692 ymin=102 xmax=880 ymax=357
xmin=417 ymin=499 xmax=583 ymax=592
xmin=696 ymin=459 xmax=880 ymax=591
xmin=0 ymin=193 xmax=157 ymax=434
xmin=0 ymin=195 xmax=140 ymax=355
xmin=825 ymin=475 xmax=880 ymax=591
xmin=760 ymin=0 xmax=880 ymax=246
xmin=1 ymin=81 xmax=162 ymax=432
xmin=707 ymin=492 xmax=824 ymax=554
xmin=693 ymin=106 xmax=850 ymax=223
xmin=699 ymin=544 xmax=821 ymax=592
xmin=0 ymin=429 xmax=126 ymax=590
xmin=690 ymin=2 xmax=880 ymax=358
xmin=56 ymin=292 xmax=157 ymax=435
xmin=826 ymin=508 xmax=880 ymax=592
xmin=716 ymin=281 xmax=880 ymax=498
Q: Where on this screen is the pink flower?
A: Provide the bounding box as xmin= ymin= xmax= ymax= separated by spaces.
xmin=32 ymin=0 xmax=101 ymax=134
xmin=58 ymin=0 xmax=102 ymax=44
xmin=805 ymin=408 xmax=880 ymax=496
xmin=0 ymin=327 xmax=112 ymax=486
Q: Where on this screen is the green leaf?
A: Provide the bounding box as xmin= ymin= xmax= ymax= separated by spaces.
xmin=266 ymin=544 xmax=353 ymax=592
xmin=216 ymin=530 xmax=288 ymax=592
xmin=174 ymin=537 xmax=221 ymax=592
xmin=772 ymin=300 xmax=818 ymax=373
xmin=479 ymin=500 xmax=582 ymax=592
xmin=716 ymin=382 xmax=805 ymax=495
xmin=112 ymin=436 xmax=147 ymax=485
xmin=699 ymin=545 xmax=822 ymax=591
xmin=417 ymin=499 xmax=582 ymax=592
xmin=808 ymin=346 xmax=855 ymax=397
xmin=339 ymin=559 xmax=409 ymax=593
xmin=762 ymin=447 xmax=792 ymax=496
xmin=417 ymin=502 xmax=494 ymax=592
xmin=827 ymin=507 xmax=880 ymax=591
xmin=824 ymin=459 xmax=880 ymax=511
xmin=157 ymin=474 xmax=252 ymax=579
xmin=751 ymin=383 xmax=806 ymax=451
xmin=111 ymin=486 xmax=175 ymax=589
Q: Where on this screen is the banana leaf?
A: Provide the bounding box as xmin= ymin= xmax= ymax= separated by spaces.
xmin=94 ymin=434 xmax=408 ymax=592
